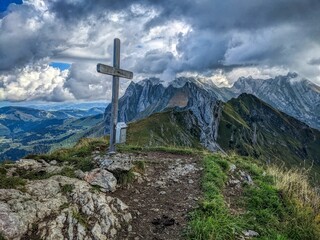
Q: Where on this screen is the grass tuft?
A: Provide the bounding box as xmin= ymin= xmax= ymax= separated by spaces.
xmin=267 ymin=166 xmax=320 ymax=212
xmin=61 ymin=184 xmax=74 ymax=195
xmin=72 ymin=210 xmax=88 ymax=229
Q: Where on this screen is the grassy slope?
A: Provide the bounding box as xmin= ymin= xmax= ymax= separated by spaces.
xmin=187 ymin=153 xmax=320 ymax=240
xmin=126 ymin=110 xmax=203 ymax=149
xmin=217 ymin=94 xmax=320 ymax=169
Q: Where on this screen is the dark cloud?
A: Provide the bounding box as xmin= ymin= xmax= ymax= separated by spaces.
xmin=145 ymin=0 xmax=320 ymax=31
xmin=309 ymin=58 xmax=320 ymax=66
xmin=134 ymin=50 xmax=174 ymax=74
xmin=1 ymin=0 xmax=320 ymax=101
xmin=0 ymin=3 xmax=71 ymax=71
xmin=47 ymin=0 xmax=143 ymax=23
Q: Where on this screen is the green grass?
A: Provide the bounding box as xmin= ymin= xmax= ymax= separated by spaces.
xmin=187 ymin=154 xmax=320 ymax=240
xmin=187 ymin=155 xmax=245 ymax=239
xmin=0 ymin=172 xmax=26 ymax=190
xmin=114 ymin=169 xmax=135 ymax=185
xmin=61 ymin=184 xmax=74 ymax=195
xmin=118 ymin=144 xmax=204 ymax=156
xmin=133 ymin=160 xmax=146 ymax=174
xmin=14 ymin=168 xmax=55 ymax=180
xmin=28 ymin=137 xmax=108 ymax=172
xmin=126 ymin=110 xmax=203 ymax=149
xmin=72 ymin=210 xmax=88 ymax=229
xmin=60 ymin=167 xmax=76 ymax=178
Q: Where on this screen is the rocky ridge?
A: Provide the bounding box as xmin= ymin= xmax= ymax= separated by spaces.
xmin=0 ymin=150 xmax=204 ymax=240
xmin=0 ymin=157 xmax=134 ymax=240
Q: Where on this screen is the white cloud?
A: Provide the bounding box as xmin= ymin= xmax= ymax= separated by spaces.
xmin=0 ymin=63 xmax=73 ymax=101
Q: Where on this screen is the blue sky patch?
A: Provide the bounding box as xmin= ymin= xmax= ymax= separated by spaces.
xmin=49 ymin=62 xmax=71 ymax=71
xmin=0 ymin=0 xmax=22 ymax=12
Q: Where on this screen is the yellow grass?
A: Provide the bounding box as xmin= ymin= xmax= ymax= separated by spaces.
xmin=267 ymin=166 xmax=320 ymax=213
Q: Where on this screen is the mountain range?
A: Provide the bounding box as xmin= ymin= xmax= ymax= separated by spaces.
xmin=228 ymin=72 xmax=320 ymax=130
xmin=0 ymin=73 xmax=319 ymax=165
xmin=99 ymin=74 xmax=320 ymax=168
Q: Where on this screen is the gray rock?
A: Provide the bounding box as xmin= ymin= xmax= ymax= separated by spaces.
xmin=101 ymin=157 xmax=134 ymax=173
xmin=228 ymin=179 xmax=241 ymax=186
xmin=229 ymin=164 xmax=237 ymax=172
xmin=84 ymin=168 xmax=117 ymax=192
xmin=0 ymin=175 xmax=131 ymax=239
xmin=50 ymin=160 xmax=58 ymax=165
xmin=242 ymin=230 xmax=259 ymax=237
xmin=74 ymin=170 xmax=85 ymax=180
xmin=246 ymin=174 xmax=254 ymax=185
xmin=16 ymin=159 xmax=42 ymax=170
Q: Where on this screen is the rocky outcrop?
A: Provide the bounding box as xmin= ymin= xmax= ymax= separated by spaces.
xmin=0 ymin=174 xmax=131 ymax=240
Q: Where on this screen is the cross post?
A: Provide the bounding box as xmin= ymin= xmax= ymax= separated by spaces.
xmin=97 ymin=38 xmax=133 ymax=154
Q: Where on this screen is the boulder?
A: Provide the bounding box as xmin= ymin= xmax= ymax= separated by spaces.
xmin=100 ymin=158 xmax=133 ymax=173
xmin=84 ymin=168 xmax=117 ymax=192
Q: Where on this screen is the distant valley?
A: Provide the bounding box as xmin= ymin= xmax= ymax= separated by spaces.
xmin=0 ymin=106 xmax=106 ymax=161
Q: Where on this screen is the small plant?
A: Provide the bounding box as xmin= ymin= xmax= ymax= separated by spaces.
xmin=15 ymin=169 xmax=54 ymax=180
xmin=114 ymin=170 xmax=135 ymax=185
xmin=61 ymin=184 xmax=74 ymax=195
xmin=133 ymin=160 xmax=146 ymax=174
xmin=90 ymin=185 xmax=102 ymax=193
xmin=0 ymin=166 xmax=7 ymax=175
xmin=72 ymin=210 xmax=88 ymax=228
xmin=59 ymin=202 xmax=70 ymax=210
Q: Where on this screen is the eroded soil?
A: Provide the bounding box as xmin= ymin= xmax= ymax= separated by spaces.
xmin=111 ymin=152 xmax=202 ymax=240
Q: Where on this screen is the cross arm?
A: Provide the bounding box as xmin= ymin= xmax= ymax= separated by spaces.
xmin=97 ymin=63 xmax=133 ymax=80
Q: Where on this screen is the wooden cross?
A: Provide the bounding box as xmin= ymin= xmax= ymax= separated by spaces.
xmin=97 ymin=38 xmax=133 ymax=154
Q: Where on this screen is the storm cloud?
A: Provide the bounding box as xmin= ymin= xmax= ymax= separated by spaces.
xmin=0 ymin=0 xmax=320 ymax=101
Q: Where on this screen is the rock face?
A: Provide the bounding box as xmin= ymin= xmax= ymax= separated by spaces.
xmin=101 ymin=77 xmax=226 ymax=151
xmin=228 ymin=73 xmax=320 ymax=130
xmin=0 ymin=175 xmax=131 ymax=239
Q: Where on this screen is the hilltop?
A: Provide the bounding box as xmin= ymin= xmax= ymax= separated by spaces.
xmin=0 ymin=137 xmax=319 ymax=239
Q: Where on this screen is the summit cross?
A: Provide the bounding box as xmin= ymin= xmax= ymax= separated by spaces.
xmin=97 ymin=38 xmax=133 ymax=154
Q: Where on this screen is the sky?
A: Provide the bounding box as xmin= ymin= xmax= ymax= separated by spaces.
xmin=0 ymin=0 xmax=320 ymax=102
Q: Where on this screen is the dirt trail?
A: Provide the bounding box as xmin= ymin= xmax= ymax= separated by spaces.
xmin=112 ymin=152 xmax=202 ymax=240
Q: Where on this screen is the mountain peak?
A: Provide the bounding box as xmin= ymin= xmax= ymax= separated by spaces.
xmin=136 ymin=78 xmax=163 ymax=87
